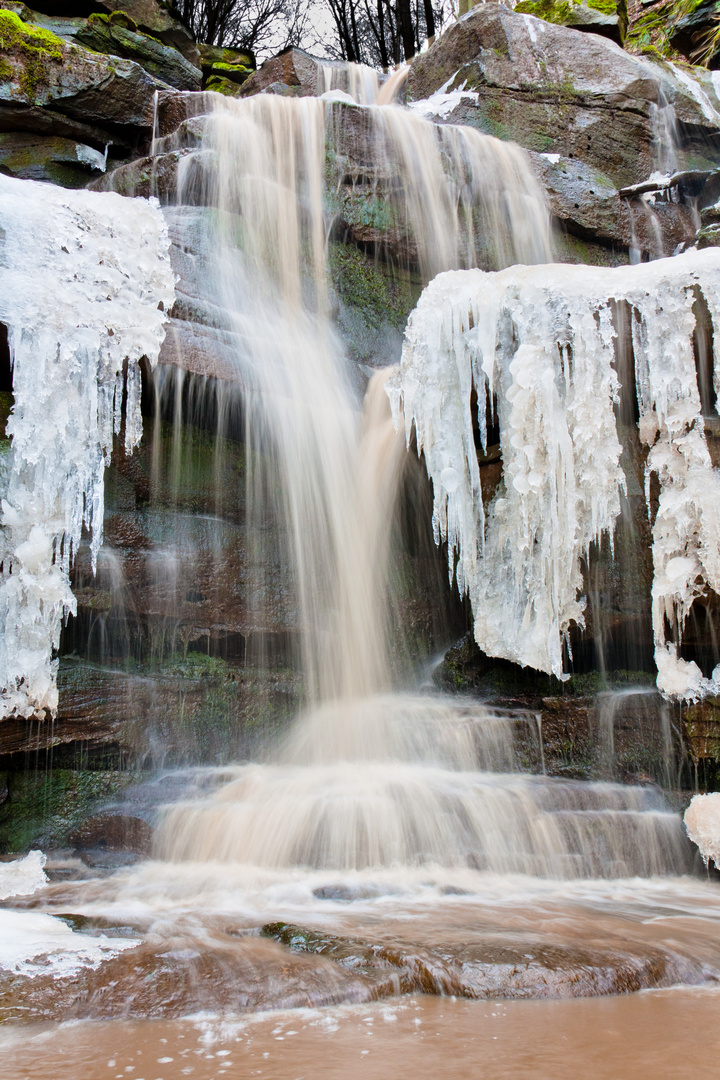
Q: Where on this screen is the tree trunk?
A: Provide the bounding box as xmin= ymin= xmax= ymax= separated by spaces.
xmin=423 ymin=0 xmax=435 ymax=42
xmin=397 ymin=0 xmax=415 ymax=59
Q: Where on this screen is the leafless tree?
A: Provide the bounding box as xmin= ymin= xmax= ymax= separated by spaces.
xmin=179 ymin=0 xmax=312 ymax=53
xmin=316 ymin=0 xmax=450 ymax=65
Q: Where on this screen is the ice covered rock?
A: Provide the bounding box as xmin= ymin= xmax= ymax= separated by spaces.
xmin=0 ymin=174 xmax=174 ymax=720
xmin=390 ymin=248 xmax=720 ymax=696
xmin=684 ymin=792 xmax=720 ymax=866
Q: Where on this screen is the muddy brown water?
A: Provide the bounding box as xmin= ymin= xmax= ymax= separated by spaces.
xmin=2 ymin=989 xmax=720 ymax=1080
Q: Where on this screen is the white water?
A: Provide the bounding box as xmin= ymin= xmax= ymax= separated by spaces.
xmin=1 ymin=83 xmax=719 ymax=1025
xmin=0 ymin=175 xmax=174 ymax=719
xmin=391 ymin=249 xmax=720 ymax=697
xmin=171 ymin=91 xmax=550 ymax=705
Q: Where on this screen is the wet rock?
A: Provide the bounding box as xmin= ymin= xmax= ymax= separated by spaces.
xmin=262 ymin=921 xmax=712 ymax=1000
xmin=514 ymin=0 xmax=628 ymax=45
xmin=682 ymin=698 xmax=720 ymax=765
xmin=0 ymin=933 xmax=382 ymax=1022
xmin=153 ymin=88 xmax=211 ymax=139
xmin=0 ymin=765 xmax=137 ymax=853
xmin=68 ymin=813 xmax=154 ymax=855
xmin=0 ymin=130 xmax=106 ymax=184
xmin=313 ymin=884 xmax=382 ymax=901
xmin=75 ymin=15 xmax=201 ymax=91
xmin=408 ymin=4 xmax=720 ymax=194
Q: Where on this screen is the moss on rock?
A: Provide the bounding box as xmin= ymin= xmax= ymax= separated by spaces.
xmin=204 ymin=73 xmax=240 ymax=96
xmin=0 ymin=9 xmax=63 ymax=101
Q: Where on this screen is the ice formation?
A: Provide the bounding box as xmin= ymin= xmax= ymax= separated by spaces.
xmin=684 ymin=792 xmax=720 ymax=866
xmin=389 ymin=249 xmax=720 ymax=696
xmin=0 ymin=849 xmax=47 ymax=900
xmin=0 ymin=849 xmax=138 ymax=978
xmin=0 ymin=174 xmax=174 ymax=720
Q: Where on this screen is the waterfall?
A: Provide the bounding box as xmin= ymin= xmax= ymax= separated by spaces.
xmin=168 ymin=92 xmax=551 ymax=706
xmin=0 ymin=175 xmax=174 ymax=720
xmin=391 ymin=250 xmax=720 ymax=699
xmin=149 ymin=93 xmax=690 ymax=877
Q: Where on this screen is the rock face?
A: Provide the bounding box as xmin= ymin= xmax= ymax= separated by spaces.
xmin=238 ymin=47 xmax=328 ymax=97
xmin=75 ymin=14 xmax=201 ymax=91
xmin=408 ymin=4 xmax=720 ymax=257
xmin=3 ymin=0 xmax=720 ymax=840
xmin=669 ymin=0 xmax=720 ymax=67
xmin=0 ymin=1 xmax=220 ymax=180
xmin=514 ymin=0 xmax=628 ymax=46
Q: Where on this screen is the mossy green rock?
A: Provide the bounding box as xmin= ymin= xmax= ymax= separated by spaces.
xmin=197 ymin=41 xmax=255 ymax=72
xmin=206 ymin=61 xmax=252 ymax=86
xmin=515 ymin=0 xmax=627 ymax=45
xmin=94 ymin=0 xmax=199 ymax=64
xmin=0 ymin=7 xmax=167 ymax=129
xmin=204 ymin=72 xmax=243 ymax=95
xmin=77 ymin=14 xmax=201 ymax=90
xmin=0 ymin=766 xmax=136 ymax=853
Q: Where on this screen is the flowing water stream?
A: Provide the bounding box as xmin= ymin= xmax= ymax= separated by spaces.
xmin=2 ymin=70 xmax=720 ymax=1077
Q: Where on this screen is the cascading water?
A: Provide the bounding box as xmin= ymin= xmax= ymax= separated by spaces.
xmin=135 ymin=90 xmax=691 ymax=880
xmin=3 ymin=69 xmax=720 ymax=1047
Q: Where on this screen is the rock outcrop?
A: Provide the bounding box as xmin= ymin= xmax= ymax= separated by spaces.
xmin=408 ymin=4 xmax=720 ymax=258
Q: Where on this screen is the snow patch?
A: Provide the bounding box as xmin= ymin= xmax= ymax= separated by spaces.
xmin=409 ymin=80 xmax=479 ymax=120
xmin=0 ymin=908 xmax=138 ymax=979
xmin=0 ymin=850 xmax=137 ymax=979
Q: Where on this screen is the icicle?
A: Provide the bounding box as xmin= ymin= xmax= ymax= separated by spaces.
xmin=0 ymin=175 xmax=175 ymax=720
xmin=391 ymin=249 xmax=720 ymax=695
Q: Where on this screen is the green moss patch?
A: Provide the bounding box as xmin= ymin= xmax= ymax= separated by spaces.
xmin=204 ymin=74 xmax=240 ymax=96
xmin=0 ymin=767 xmax=136 ymax=853
xmin=0 ymin=10 xmax=64 ymax=101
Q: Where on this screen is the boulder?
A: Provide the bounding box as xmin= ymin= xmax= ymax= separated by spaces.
xmin=76 ymin=13 xmax=201 ymax=91
xmin=0 ymin=129 xmax=106 ymax=183
xmin=24 ymin=0 xmax=200 ymax=64
xmin=196 ymin=42 xmax=255 ymax=90
xmin=531 ymin=149 xmax=698 ymax=253
xmin=408 ymin=4 xmax=720 ymax=189
xmin=238 ymin=46 xmax=326 ymax=98
xmin=0 ymin=9 xmax=167 ymax=137
xmin=514 ymin=0 xmax=628 ymax=45
xmin=205 ymin=63 xmax=252 ymax=87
